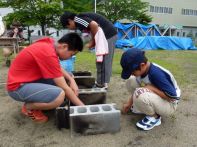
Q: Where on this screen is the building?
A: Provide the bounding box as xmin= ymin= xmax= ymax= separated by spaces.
xmin=0 ymin=8 xmax=13 ymax=17
xmin=142 ymin=0 xmax=197 ymax=42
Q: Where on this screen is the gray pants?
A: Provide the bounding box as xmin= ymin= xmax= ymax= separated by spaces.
xmin=96 ymin=35 xmax=117 ymax=85
xmin=8 ymin=79 xmax=62 ymax=103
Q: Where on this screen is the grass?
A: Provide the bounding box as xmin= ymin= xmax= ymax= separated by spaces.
xmin=75 ymin=49 xmax=197 ymax=88
xmin=1 ymin=48 xmax=196 ymax=88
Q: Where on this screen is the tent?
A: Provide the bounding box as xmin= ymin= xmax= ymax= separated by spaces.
xmin=114 ymin=22 xmax=197 ymax=50
xmin=114 ymin=22 xmax=161 ymax=40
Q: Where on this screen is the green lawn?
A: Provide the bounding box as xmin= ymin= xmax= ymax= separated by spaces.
xmin=1 ymin=48 xmax=196 ymax=88
xmin=75 ymin=49 xmax=197 ymax=87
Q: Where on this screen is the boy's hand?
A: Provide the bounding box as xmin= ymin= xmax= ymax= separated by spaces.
xmin=121 ymin=103 xmax=132 ymax=114
xmin=87 ymin=40 xmax=95 ymax=49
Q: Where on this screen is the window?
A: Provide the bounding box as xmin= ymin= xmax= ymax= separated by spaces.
xmin=169 ymin=8 xmax=172 ymax=14
xmin=182 ymin=9 xmax=197 ymax=16
xmin=150 ymin=5 xmax=173 ymax=14
xmin=177 ymin=32 xmax=180 ymax=36
xmin=183 ymin=32 xmax=185 ymax=37
xmin=150 ymin=5 xmax=154 ymax=12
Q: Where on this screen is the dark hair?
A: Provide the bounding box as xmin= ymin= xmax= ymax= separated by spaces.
xmin=58 ymin=32 xmax=83 ymax=52
xmin=60 ymin=11 xmax=76 ymax=28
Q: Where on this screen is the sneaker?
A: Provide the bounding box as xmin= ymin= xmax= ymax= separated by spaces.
xmin=103 ymin=83 xmax=108 ymax=89
xmin=21 ymin=105 xmax=48 ymax=123
xmin=136 ymin=115 xmax=161 ymax=131
xmin=93 ymin=83 xmax=108 ymax=89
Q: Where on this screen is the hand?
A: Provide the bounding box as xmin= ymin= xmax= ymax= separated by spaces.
xmin=121 ymin=103 xmax=132 ymax=114
xmin=87 ymin=40 xmax=95 ymax=49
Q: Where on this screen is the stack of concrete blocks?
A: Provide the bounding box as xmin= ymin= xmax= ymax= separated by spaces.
xmin=73 ymin=71 xmax=95 ymax=89
xmin=70 ymin=104 xmax=120 ymax=136
xmin=55 ymin=71 xmax=121 ymax=135
xmin=78 ymin=88 xmax=106 ymax=105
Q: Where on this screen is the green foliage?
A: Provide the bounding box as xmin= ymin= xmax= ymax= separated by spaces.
xmin=97 ymin=0 xmax=152 ymax=24
xmin=62 ymin=0 xmax=93 ymax=13
xmin=1 ymin=0 xmax=63 ymax=35
xmin=0 ymin=0 xmax=93 ymax=35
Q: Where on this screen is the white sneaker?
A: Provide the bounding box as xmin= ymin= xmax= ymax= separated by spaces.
xmin=104 ymin=83 xmax=108 ymax=89
xmin=136 ymin=116 xmax=161 ymax=131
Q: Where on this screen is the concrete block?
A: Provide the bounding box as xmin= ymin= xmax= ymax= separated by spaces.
xmin=70 ymin=104 xmax=120 ymax=136
xmin=74 ymin=76 xmax=95 ymax=88
xmin=72 ymin=71 xmax=92 ymax=76
xmin=78 ymin=88 xmax=107 ymax=105
xmin=55 ymin=100 xmax=70 ymax=129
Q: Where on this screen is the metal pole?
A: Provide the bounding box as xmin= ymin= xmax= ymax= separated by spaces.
xmin=95 ymin=0 xmax=97 ymax=13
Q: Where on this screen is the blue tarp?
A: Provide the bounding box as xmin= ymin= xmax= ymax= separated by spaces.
xmin=114 ymin=22 xmax=161 ymax=39
xmin=116 ymin=36 xmax=197 ymax=50
xmin=114 ymin=22 xmax=197 ymax=50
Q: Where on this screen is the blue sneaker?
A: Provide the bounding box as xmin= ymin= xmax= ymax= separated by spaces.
xmin=136 ymin=116 xmax=161 ymax=131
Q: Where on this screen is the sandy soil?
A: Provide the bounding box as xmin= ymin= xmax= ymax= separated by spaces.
xmin=0 ymin=65 xmax=197 ymax=147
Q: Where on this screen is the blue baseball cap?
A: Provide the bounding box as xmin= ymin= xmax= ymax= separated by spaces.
xmin=120 ymin=48 xmax=145 ymax=79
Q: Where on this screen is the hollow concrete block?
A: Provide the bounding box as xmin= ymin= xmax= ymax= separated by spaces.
xmin=55 ymin=100 xmax=70 ymax=129
xmin=72 ymin=71 xmax=92 ymax=76
xmin=70 ymin=104 xmax=120 ymax=136
xmin=77 ymin=88 xmax=107 ymax=105
xmin=74 ymin=76 xmax=95 ymax=88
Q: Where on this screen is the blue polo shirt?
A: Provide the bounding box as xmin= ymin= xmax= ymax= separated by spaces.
xmin=136 ymin=63 xmax=181 ymax=100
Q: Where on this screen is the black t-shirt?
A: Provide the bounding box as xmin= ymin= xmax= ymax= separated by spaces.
xmin=74 ymin=12 xmax=117 ymax=39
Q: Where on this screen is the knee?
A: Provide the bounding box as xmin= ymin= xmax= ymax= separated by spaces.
xmin=133 ymin=88 xmax=152 ymax=106
xmin=53 ymin=90 xmax=65 ymax=106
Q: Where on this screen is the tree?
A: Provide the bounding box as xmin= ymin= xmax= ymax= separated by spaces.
xmin=0 ymin=0 xmax=64 ymax=35
xmin=0 ymin=0 xmax=93 ymax=36
xmin=62 ymin=0 xmax=93 ymax=13
xmin=97 ymin=0 xmax=152 ymax=24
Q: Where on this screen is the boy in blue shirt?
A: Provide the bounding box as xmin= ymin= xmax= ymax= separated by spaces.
xmin=121 ymin=48 xmax=181 ymax=130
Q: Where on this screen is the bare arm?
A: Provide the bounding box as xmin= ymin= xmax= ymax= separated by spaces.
xmin=87 ymin=21 xmax=99 ymax=48
xmin=53 ymin=76 xmax=84 ymax=106
xmin=122 ymin=95 xmax=133 ymax=114
xmin=60 ymin=67 xmax=79 ymax=96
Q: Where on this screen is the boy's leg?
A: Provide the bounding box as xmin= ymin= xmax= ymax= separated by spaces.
xmin=8 ymin=83 xmax=65 ymax=122
xmin=133 ymin=87 xmax=177 ymax=116
xmin=133 ymin=87 xmax=177 ymax=130
xmin=8 ymin=83 xmax=65 ymax=109
xmin=96 ymin=61 xmax=104 ymax=86
xmin=102 ymin=35 xmax=117 ymax=84
xmin=95 ymin=35 xmax=117 ymax=87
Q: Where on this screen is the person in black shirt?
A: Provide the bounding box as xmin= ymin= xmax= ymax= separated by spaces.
xmin=60 ymin=12 xmax=117 ymax=89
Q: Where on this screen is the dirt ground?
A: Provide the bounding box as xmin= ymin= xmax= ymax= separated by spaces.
xmin=0 ymin=60 xmax=197 ymax=147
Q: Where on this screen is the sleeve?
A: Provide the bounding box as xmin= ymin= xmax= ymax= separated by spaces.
xmin=33 ymin=46 xmax=63 ymax=79
xmin=149 ymin=69 xmax=179 ymax=100
xmin=74 ymin=16 xmax=92 ymax=31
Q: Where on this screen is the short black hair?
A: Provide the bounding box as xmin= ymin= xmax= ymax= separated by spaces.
xmin=58 ymin=32 xmax=83 ymax=52
xmin=60 ymin=11 xmax=76 ymax=28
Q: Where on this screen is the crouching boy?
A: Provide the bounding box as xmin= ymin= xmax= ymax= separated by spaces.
xmin=7 ymin=33 xmax=84 ymax=123
xmin=121 ymin=48 xmax=181 ymax=130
